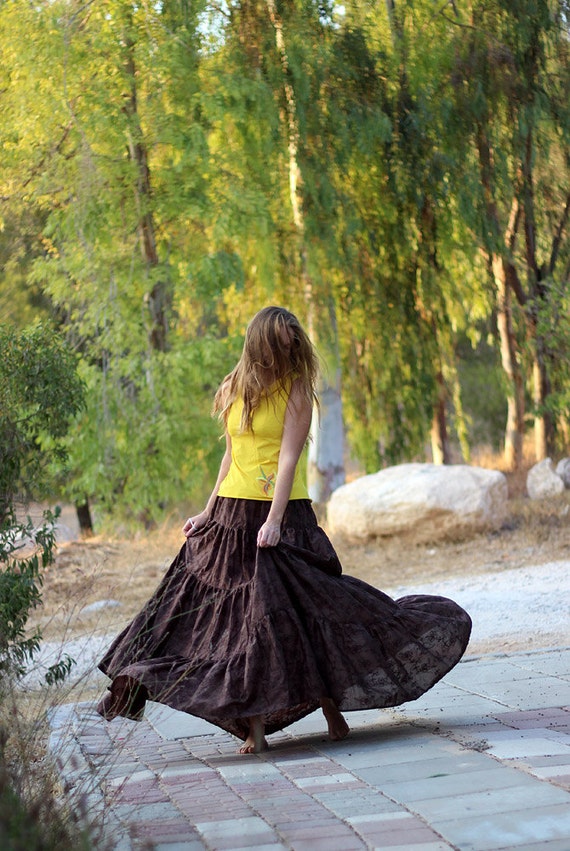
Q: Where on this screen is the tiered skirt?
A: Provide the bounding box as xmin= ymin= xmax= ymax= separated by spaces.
xmin=98 ymin=498 xmax=472 ymax=740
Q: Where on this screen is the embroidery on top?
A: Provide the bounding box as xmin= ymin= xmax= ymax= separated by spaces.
xmin=257 ymin=467 xmax=276 ymax=496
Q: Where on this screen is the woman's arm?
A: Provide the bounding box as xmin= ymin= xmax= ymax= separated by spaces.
xmin=183 ymin=432 xmax=232 ymax=537
xmin=257 ymin=380 xmax=312 ymax=548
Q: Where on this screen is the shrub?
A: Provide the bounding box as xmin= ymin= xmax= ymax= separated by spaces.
xmin=0 ymin=323 xmax=85 ymax=524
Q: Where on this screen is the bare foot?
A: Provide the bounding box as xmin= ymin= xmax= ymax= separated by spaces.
xmin=321 ymin=697 xmax=350 ymax=741
xmin=238 ymin=716 xmax=268 ymax=754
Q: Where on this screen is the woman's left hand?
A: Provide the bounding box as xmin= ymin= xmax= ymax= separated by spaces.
xmin=257 ymin=520 xmax=281 ymax=548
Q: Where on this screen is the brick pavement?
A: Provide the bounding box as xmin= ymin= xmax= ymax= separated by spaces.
xmin=49 ymin=647 xmax=570 ymax=851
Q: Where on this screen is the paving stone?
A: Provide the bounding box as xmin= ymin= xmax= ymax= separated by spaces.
xmin=494 ymin=842 xmax=570 ymax=851
xmin=134 ymin=821 xmax=200 ymax=842
xmin=105 ymin=768 xmax=156 ymax=786
xmin=146 ymin=701 xmax=221 ymax=739
xmin=314 ymin=789 xmax=402 ymax=818
xmin=318 ymin=740 xmax=450 ymax=771
xmin=360 ymin=752 xmax=503 ymax=787
xmin=374 ymin=844 xmax=452 ymax=851
xmin=432 ymin=802 xmax=570 ymax=850
xmin=285 ymin=837 xmax=364 ymax=851
xmin=103 ymin=761 xmax=142 ymax=779
xmin=208 ymin=836 xmax=284 ymax=850
xmin=277 ymin=823 xmax=360 ymax=842
xmin=481 ymin=680 xmax=570 ymax=709
xmin=445 ymin=660 xmax=542 ymax=687
xmin=221 ymin=846 xmax=287 ymax=851
xmin=344 ymin=811 xmax=442 ymax=845
xmin=347 ymin=811 xmax=416 ymax=826
xmin=494 ymin=707 xmax=570 ymax=729
xmin=365 ymin=826 xmax=446 ymax=847
xmin=524 ymin=753 xmax=570 ymax=767
xmin=483 ymin=729 xmax=570 ymax=759
xmin=111 ymin=799 xmax=183 ymax=822
xmin=294 ymin=771 xmax=360 ymax=788
xmin=216 ymin=762 xmax=285 ymax=782
xmin=410 ymin=781 xmax=570 ymax=822
xmin=195 ymin=816 xmax=276 ymax=838
xmin=376 ymin=766 xmax=534 ymax=803
xmin=508 ymin=650 xmax=570 ymax=678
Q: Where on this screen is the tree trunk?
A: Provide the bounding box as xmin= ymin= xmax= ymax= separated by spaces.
xmin=308 ymin=381 xmax=345 ymax=505
xmin=266 ymin=0 xmax=345 ymax=506
xmin=558 ymin=415 xmax=570 ymax=449
xmin=430 ymin=369 xmax=452 ymax=464
xmin=518 ymin=126 xmax=554 ymax=461
xmin=476 ymin=120 xmax=526 ymax=470
xmin=417 ymin=198 xmax=454 ymax=466
xmin=493 ymin=254 xmax=525 ymax=470
xmin=532 ymin=345 xmax=553 ymax=461
xmin=75 ymin=499 xmax=94 ymax=538
xmin=123 ymin=27 xmax=170 ymax=353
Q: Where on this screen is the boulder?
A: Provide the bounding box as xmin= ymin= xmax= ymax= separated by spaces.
xmin=527 ymin=458 xmax=565 ymax=499
xmin=555 ymin=458 xmax=570 ymax=489
xmin=327 ymin=463 xmax=508 ymax=542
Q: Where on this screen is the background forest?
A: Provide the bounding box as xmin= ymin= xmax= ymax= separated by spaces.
xmin=1 ymin=0 xmax=570 ymax=532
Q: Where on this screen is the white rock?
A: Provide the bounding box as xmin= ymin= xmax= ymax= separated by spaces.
xmin=527 ymin=458 xmax=565 ymax=500
xmin=80 ymin=599 xmax=122 ymax=614
xmin=327 ymin=463 xmax=508 ymax=542
xmin=555 ymin=458 xmax=570 ymax=488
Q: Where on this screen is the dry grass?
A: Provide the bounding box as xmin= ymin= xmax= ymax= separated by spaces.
xmin=0 ymin=681 xmax=95 ymax=849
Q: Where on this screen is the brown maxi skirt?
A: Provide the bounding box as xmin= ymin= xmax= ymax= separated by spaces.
xmin=97 ymin=498 xmax=472 ymax=741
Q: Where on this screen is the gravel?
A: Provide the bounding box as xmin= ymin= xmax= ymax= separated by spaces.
xmin=388 ymin=559 xmax=570 ymax=653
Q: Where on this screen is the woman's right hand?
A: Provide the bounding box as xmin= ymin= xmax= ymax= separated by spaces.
xmin=183 ymin=510 xmax=209 ymax=538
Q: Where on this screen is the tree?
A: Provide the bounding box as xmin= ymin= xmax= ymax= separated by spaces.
xmin=320 ymin=1 xmax=485 ymax=470
xmin=0 ymin=0 xmax=233 ymax=523
xmin=447 ymin=0 xmax=570 ymax=466
xmin=0 ymin=324 xmax=85 ymax=523
xmin=2 ymin=0 xmax=568 ymax=522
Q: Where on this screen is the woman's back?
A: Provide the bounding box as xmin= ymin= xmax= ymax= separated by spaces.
xmin=218 ymin=382 xmax=309 ymax=501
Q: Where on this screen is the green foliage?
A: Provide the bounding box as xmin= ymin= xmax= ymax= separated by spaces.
xmin=54 ymin=335 xmax=235 ymax=526
xmin=0 ymin=516 xmax=43 ymax=679
xmin=0 ymin=325 xmax=85 ymax=521
xmin=0 ymin=508 xmax=75 ymax=684
xmin=456 ymin=332 xmax=507 ymax=451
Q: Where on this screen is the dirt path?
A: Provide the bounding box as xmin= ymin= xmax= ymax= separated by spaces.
xmin=26 ymin=493 xmax=568 ymax=659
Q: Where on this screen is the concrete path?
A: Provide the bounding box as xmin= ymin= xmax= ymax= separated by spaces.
xmin=49 ymin=647 xmax=570 ymax=851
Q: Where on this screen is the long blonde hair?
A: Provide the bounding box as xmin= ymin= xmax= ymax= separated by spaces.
xmin=213 ymin=306 xmax=319 ymax=431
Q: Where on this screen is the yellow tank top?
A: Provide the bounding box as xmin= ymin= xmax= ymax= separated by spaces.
xmin=217 ymin=382 xmax=309 ymax=501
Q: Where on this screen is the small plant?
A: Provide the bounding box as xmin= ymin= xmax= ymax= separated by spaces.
xmin=0 ymin=508 xmax=76 ymax=686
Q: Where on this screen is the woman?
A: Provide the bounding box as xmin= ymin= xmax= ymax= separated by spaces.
xmin=97 ymin=306 xmax=471 ymax=754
